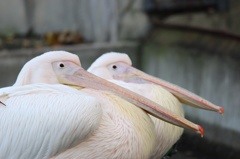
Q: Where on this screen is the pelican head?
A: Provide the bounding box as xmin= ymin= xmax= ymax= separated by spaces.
xmin=88 ymin=52 xmax=224 ymax=115
xmin=13 ymin=51 xmax=204 ymax=136
xmin=14 ymin=51 xmax=81 ymax=86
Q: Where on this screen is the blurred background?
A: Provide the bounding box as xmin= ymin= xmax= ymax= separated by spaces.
xmin=0 ymin=0 xmax=239 ymax=158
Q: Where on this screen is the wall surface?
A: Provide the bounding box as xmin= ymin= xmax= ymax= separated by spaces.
xmin=141 ymin=29 xmax=240 ymax=150
xmin=0 ymin=0 xmax=149 ymax=42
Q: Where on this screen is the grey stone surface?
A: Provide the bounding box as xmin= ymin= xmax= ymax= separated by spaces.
xmin=142 ymin=29 xmax=240 ymax=150
xmin=0 ymin=0 xmax=28 ymax=34
xmin=33 ymin=0 xmax=78 ymax=34
xmin=119 ymin=11 xmax=150 ymax=40
xmin=0 ymin=0 xmax=148 ymax=41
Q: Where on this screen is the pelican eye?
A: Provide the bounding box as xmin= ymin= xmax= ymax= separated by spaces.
xmin=59 ymin=63 xmax=65 ymax=68
xmin=112 ymin=65 xmax=117 ymax=69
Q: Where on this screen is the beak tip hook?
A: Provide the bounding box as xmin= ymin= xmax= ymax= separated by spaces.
xmin=197 ymin=125 xmax=204 ymax=137
xmin=219 ymin=107 xmax=224 ymax=115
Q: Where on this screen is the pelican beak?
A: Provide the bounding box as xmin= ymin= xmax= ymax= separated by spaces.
xmin=53 ymin=63 xmax=204 ymax=137
xmin=112 ymin=63 xmax=224 ymax=115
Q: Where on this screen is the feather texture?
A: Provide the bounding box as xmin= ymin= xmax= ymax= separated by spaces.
xmin=0 ymin=84 xmax=102 ymax=159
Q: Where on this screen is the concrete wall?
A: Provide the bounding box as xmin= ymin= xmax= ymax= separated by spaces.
xmin=0 ymin=42 xmax=138 ymax=87
xmin=141 ymin=29 xmax=240 ymax=150
xmin=0 ymin=0 xmax=149 ymax=42
xmin=164 ymin=0 xmax=240 ymax=34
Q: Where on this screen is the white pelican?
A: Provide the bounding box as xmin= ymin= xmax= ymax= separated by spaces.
xmin=87 ymin=52 xmax=224 ymax=158
xmin=0 ymin=51 xmax=202 ymax=159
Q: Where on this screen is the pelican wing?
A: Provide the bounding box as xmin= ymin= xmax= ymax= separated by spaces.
xmin=0 ymin=84 xmax=102 ymax=159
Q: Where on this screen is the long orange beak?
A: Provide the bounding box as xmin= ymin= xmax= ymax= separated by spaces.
xmin=53 ymin=62 xmax=204 ymax=136
xmin=110 ymin=62 xmax=224 ymax=115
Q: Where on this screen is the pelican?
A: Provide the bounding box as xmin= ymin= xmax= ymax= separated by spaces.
xmin=87 ymin=52 xmax=224 ymax=158
xmin=0 ymin=51 xmax=203 ymax=159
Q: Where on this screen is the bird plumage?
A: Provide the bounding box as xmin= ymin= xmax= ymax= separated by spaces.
xmin=88 ymin=52 xmax=185 ymax=158
xmin=52 ymin=88 xmax=156 ymax=158
xmin=118 ymin=82 xmax=184 ymax=158
xmin=0 ymin=84 xmax=102 ymax=159
xmin=1 ymin=51 xmax=162 ymax=159
xmin=13 ymin=51 xmax=80 ymax=86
